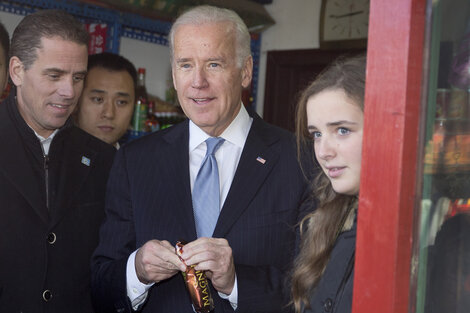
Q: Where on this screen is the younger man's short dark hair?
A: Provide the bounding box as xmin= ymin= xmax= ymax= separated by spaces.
xmin=88 ymin=52 xmax=138 ymax=93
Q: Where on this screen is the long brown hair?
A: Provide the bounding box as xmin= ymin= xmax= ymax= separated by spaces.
xmin=291 ymin=54 xmax=366 ymax=312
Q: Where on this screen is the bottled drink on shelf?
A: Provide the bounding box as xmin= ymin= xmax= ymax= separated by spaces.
xmin=130 ymin=67 xmax=149 ymax=139
xmin=136 ymin=67 xmax=148 ymax=101
xmin=145 ymin=101 xmax=160 ymax=133
xmin=131 ymin=97 xmax=148 ymax=137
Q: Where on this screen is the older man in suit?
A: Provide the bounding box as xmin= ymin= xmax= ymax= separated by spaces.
xmin=91 ymin=5 xmax=309 ymax=313
xmin=0 ymin=10 xmax=115 ymax=313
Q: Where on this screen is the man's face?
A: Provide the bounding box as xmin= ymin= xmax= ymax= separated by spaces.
xmin=77 ymin=67 xmax=135 ymax=146
xmin=11 ymin=36 xmax=88 ymax=138
xmin=172 ymin=22 xmax=253 ymax=137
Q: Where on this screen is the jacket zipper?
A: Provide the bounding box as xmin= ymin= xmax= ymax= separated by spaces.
xmin=44 ymin=154 xmax=49 ymax=210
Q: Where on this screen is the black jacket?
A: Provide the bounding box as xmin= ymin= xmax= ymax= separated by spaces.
xmin=304 ymin=219 xmax=356 ymax=313
xmin=0 ymin=88 xmax=116 ymax=313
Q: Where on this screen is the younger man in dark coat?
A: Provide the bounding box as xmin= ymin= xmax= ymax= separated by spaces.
xmin=0 ymin=9 xmax=115 ymax=313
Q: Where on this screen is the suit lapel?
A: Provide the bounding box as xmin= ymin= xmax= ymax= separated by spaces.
xmin=50 ymin=132 xmax=96 ymax=227
xmin=213 ymin=116 xmax=281 ymax=238
xmin=0 ymin=102 xmax=49 ymax=223
xmin=0 ymin=131 xmax=49 ymax=223
xmin=162 ymin=121 xmax=197 ymax=240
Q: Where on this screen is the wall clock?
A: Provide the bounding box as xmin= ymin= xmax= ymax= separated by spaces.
xmin=320 ymin=0 xmax=370 ymax=49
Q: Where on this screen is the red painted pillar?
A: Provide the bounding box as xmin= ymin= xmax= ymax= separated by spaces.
xmin=353 ymin=0 xmax=426 ymax=312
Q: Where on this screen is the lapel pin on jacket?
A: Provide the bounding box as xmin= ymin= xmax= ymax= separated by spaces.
xmin=256 ymin=156 xmax=266 ymax=164
xmin=81 ymin=156 xmax=91 ymax=167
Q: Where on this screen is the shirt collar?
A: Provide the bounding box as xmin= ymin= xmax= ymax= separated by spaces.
xmin=189 ymin=104 xmax=252 ymax=151
xmin=32 ymin=128 xmax=59 ymax=155
xmin=33 ymin=128 xmax=59 ymax=142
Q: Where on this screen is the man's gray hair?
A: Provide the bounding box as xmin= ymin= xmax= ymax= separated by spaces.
xmin=168 ymin=5 xmax=251 ymax=68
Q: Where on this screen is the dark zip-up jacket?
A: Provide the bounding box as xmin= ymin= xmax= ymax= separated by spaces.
xmin=304 ymin=219 xmax=356 ymax=313
xmin=0 ymin=88 xmax=116 ymax=313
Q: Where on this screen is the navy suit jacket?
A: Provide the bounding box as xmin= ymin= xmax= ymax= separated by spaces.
xmin=91 ymin=112 xmax=310 ymax=313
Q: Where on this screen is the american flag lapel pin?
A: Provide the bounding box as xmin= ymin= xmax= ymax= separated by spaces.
xmin=256 ymin=156 xmax=266 ymax=164
xmin=81 ymin=156 xmax=91 ymax=167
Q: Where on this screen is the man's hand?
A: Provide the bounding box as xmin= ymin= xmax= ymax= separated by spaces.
xmin=180 ymin=237 xmax=235 ymax=295
xmin=135 ymin=240 xmax=186 ymax=284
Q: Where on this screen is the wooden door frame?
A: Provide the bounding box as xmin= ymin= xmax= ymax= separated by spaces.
xmin=353 ymin=0 xmax=426 ymax=312
xmin=263 ymin=49 xmax=363 ymax=131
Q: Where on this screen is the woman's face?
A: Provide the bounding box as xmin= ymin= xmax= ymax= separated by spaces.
xmin=306 ymin=89 xmax=364 ymax=196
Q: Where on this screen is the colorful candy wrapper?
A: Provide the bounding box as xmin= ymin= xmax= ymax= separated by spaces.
xmin=175 ymin=241 xmax=215 ymax=313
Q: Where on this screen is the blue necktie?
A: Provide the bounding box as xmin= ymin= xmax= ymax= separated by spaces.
xmin=193 ymin=137 xmax=225 ymax=238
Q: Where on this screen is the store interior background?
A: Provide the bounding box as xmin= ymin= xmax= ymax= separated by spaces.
xmin=0 ymin=0 xmax=319 ymax=119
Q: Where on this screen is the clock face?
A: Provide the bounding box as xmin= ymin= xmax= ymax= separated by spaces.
xmin=321 ymin=0 xmax=370 ymax=48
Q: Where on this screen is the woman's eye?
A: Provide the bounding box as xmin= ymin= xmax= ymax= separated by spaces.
xmin=310 ymin=131 xmax=321 ymax=139
xmin=338 ymin=127 xmax=351 ymax=135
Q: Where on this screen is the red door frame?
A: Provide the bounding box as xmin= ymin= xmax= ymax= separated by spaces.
xmin=353 ymin=0 xmax=426 ymax=312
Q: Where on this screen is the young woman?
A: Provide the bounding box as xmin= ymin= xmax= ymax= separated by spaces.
xmin=291 ymin=55 xmax=367 ymax=313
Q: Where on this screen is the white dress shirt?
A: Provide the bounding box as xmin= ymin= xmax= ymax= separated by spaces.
xmin=127 ymin=105 xmax=253 ymax=310
xmin=32 ymin=128 xmax=59 ymax=155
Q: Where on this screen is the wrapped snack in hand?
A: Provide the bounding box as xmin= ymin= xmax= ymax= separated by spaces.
xmin=175 ymin=241 xmax=215 ymax=313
